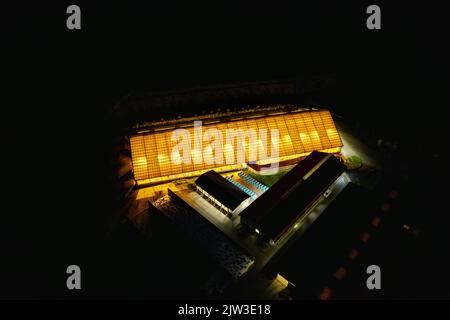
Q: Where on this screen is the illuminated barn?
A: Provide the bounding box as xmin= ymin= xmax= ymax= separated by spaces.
xmin=130 ymin=109 xmax=342 ymax=185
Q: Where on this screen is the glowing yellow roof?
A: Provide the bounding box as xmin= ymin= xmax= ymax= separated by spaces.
xmin=130 ymin=109 xmax=342 ymax=185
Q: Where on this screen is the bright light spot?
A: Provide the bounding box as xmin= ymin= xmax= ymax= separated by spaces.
xmin=300 ymin=133 xmax=310 ymax=144
xmin=191 ymin=148 xmax=202 ymax=160
xmin=255 ymin=228 xmax=260 ymax=234
xmin=157 ymin=154 xmax=167 ymax=163
xmin=326 ymin=128 xmax=338 ymax=138
xmin=283 ymin=135 xmax=292 ymax=144
xmin=171 ymin=150 xmax=181 ymax=164
xmin=224 ymin=144 xmax=234 ymax=153
xmin=310 ymin=130 xmax=320 ymax=141
xmin=135 ymin=156 xmax=147 ymax=167
xmin=203 ymin=145 xmax=213 ymax=158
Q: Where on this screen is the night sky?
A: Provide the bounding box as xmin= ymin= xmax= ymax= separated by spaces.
xmin=3 ymin=1 xmax=449 ymax=299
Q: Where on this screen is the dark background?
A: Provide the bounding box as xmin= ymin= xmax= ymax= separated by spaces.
xmin=2 ymin=1 xmax=449 ymax=299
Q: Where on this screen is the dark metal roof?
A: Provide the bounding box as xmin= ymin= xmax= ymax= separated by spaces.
xmin=263 ymin=183 xmax=373 ymax=297
xmin=240 ymin=151 xmax=345 ymax=242
xmin=240 ymin=151 xmax=328 ymax=224
xmin=195 ymin=170 xmax=250 ymax=211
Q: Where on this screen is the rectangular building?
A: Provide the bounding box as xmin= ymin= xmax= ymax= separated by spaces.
xmin=239 ymin=151 xmax=346 ymax=243
xmin=130 ymin=109 xmax=342 ymax=185
xmin=195 ymin=170 xmax=251 ymax=214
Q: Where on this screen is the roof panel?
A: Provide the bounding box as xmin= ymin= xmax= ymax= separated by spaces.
xmin=195 ymin=170 xmax=250 ymax=211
